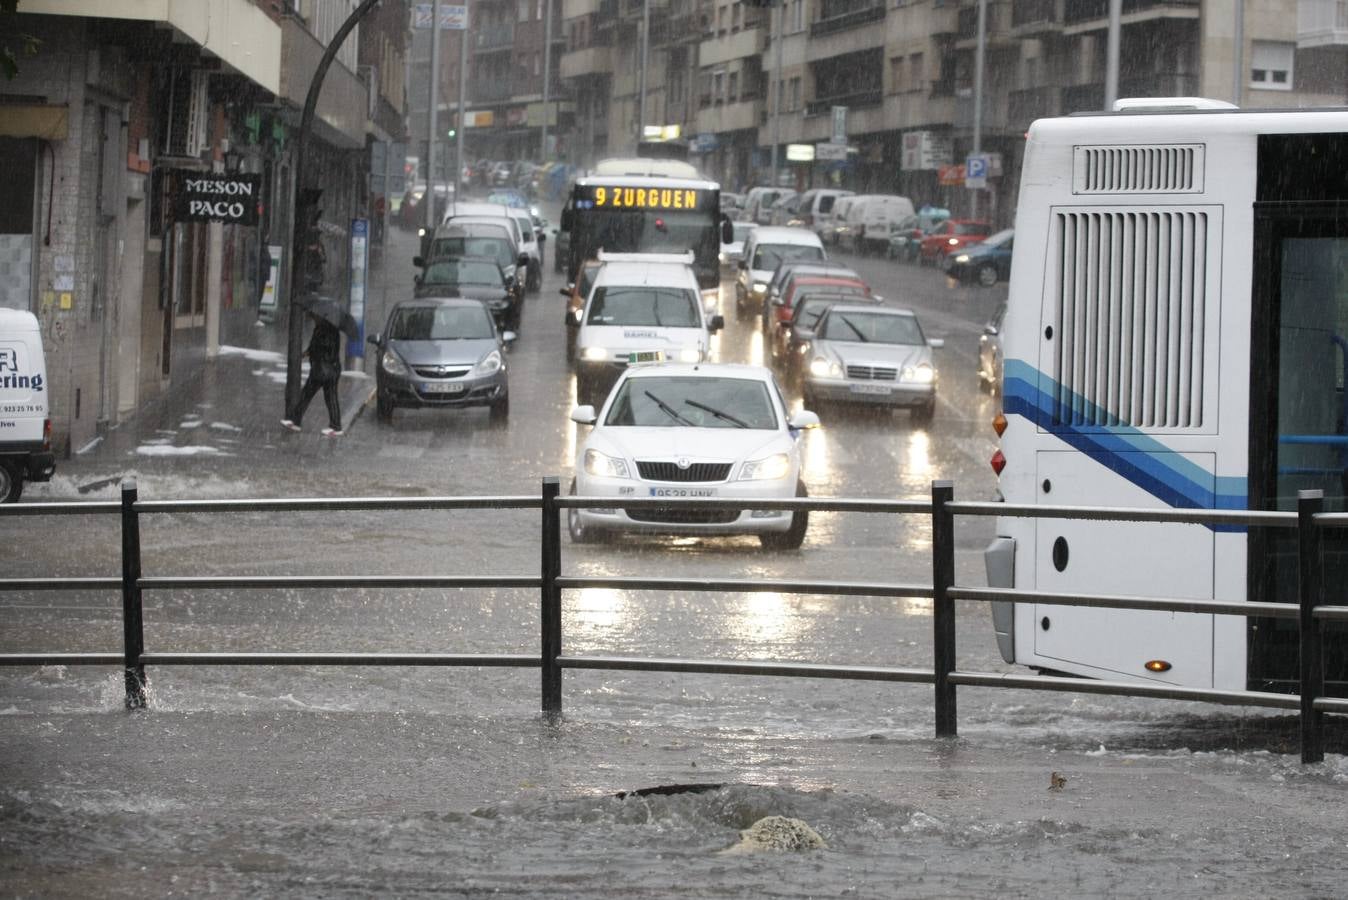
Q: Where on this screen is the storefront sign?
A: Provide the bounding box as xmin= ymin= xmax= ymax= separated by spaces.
xmin=938 ymin=163 xmax=966 ymax=186
xmin=174 ymin=172 xmax=261 ymax=225
xmin=786 ymin=143 xmax=815 ymax=162
xmin=901 ymin=131 xmax=951 ymax=171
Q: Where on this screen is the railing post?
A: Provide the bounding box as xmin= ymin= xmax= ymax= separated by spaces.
xmin=931 ymin=480 xmax=956 ymax=737
xmin=120 ymin=479 xmax=148 ymax=709
xmin=1297 ymin=488 xmax=1324 ymax=764
xmin=541 ymin=476 xmax=563 ymax=716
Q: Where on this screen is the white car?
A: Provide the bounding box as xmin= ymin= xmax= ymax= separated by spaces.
xmin=571 ymin=253 xmax=724 ymax=406
xmin=735 ymin=226 xmax=827 ymax=317
xmin=568 ymin=363 xmax=819 ymax=549
xmin=720 ymin=220 xmax=756 ymax=268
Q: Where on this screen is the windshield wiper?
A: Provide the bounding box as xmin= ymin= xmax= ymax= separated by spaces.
xmin=836 ymin=315 xmax=868 ymax=342
xmin=644 ymin=390 xmax=695 ymax=425
xmin=684 ymin=398 xmax=748 ymax=428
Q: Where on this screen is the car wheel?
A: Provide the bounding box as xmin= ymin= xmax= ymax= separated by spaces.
xmin=489 ymin=392 xmax=510 ymax=423
xmin=0 ymin=459 xmax=23 ymax=503
xmin=940 ymin=253 xmax=955 ymax=273
xmin=911 ymin=399 xmax=936 ymax=425
xmin=977 ymin=263 xmax=998 ymax=288
xmin=567 ymin=477 xmax=604 ymax=544
xmin=759 ymin=480 xmax=808 ymax=550
xmin=376 ymin=393 xmax=395 ymax=424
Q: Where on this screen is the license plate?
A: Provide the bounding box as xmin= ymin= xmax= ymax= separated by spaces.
xmin=649 ymin=487 xmax=716 ymax=497
xmin=422 ymin=382 xmax=466 ymax=394
xmin=629 ymin=350 xmax=665 ymax=364
xmin=850 ymin=383 xmax=892 ymax=395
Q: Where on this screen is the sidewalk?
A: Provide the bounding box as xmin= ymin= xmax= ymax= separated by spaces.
xmin=82 ymin=227 xmax=419 ymax=464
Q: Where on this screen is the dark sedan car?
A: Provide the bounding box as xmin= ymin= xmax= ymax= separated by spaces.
xmin=947 ymin=228 xmax=1014 ymax=287
xmin=367 ymin=297 xmax=514 ymax=423
xmin=414 ymin=256 xmax=523 ymax=332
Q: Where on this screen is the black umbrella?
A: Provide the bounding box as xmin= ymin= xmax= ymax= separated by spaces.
xmin=298 ymin=294 xmax=360 ymax=341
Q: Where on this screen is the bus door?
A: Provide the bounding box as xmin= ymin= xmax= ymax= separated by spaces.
xmin=1250 ymin=172 xmax=1348 ymax=692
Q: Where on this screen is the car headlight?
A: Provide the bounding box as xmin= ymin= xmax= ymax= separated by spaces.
xmin=740 ymin=453 xmax=791 ymax=481
xmin=903 ymin=363 xmax=936 ymax=383
xmin=473 ymin=349 xmax=503 ymax=375
xmin=381 ymin=350 xmax=410 ymax=377
xmin=809 ymin=357 xmax=840 ymax=378
xmin=947 ymin=238 xmax=959 ymax=245
xmin=581 ymin=346 xmax=608 ymax=361
xmin=583 ymin=448 xmax=629 ymax=478
xmin=677 ymin=347 xmax=702 ymax=363
xmin=719 ymin=251 xmax=727 ymax=263
xmin=954 ymin=254 xmax=970 ymax=263
xmin=752 ymin=282 xmax=768 ymax=294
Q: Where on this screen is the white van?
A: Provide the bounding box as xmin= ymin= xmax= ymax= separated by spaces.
xmin=792 ymin=189 xmax=854 ymax=239
xmin=0 ymin=308 xmax=55 ymax=502
xmin=734 ymin=226 xmax=827 ymax=316
xmin=744 ymin=187 xmax=795 ymax=225
xmin=857 ymin=195 xmax=915 ymax=255
xmin=572 ymin=252 xmax=725 ymax=406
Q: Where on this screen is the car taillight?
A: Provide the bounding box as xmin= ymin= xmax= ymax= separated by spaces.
xmin=43 ymin=418 xmax=51 ymax=450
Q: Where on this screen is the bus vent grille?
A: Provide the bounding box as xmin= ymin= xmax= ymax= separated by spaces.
xmin=1073 ymin=144 xmax=1203 ymax=194
xmin=1051 ymin=210 xmax=1208 ymax=429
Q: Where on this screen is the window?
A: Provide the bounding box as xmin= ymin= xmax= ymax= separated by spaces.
xmin=789 ymin=77 xmax=801 ymax=112
xmin=732 ymin=3 xmax=742 ymax=30
xmin=718 ymin=5 xmax=727 ymax=33
xmin=1250 ymin=41 xmax=1293 ymax=90
xmin=713 ymin=71 xmax=724 ymax=102
xmin=792 ymin=0 xmax=804 ymax=32
xmin=534 ymin=53 xmax=541 ymax=76
xmin=519 ymin=0 xmax=529 ymax=21
xmin=728 ymin=71 xmax=739 ymax=102
xmin=889 ymin=56 xmax=903 ymax=94
xmin=909 ymin=53 xmax=924 ymax=91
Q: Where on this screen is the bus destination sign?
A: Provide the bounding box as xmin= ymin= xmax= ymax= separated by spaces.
xmin=579 ymin=185 xmax=710 ymax=211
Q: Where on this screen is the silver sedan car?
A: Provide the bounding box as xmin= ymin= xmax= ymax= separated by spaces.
xmin=801 ymin=304 xmax=943 ymax=422
xmin=367 ymin=298 xmax=515 ymax=424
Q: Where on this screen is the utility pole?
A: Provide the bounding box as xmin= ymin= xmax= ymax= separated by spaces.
xmin=1232 ymin=0 xmax=1244 ymax=106
xmin=541 ymin=0 xmax=553 ymax=161
xmin=638 ymin=0 xmax=650 ymax=150
xmin=1104 ymin=0 xmax=1121 ymax=109
xmin=971 ymin=0 xmax=985 ymax=219
xmin=770 ymin=0 xmax=783 ymax=187
xmin=457 ymin=18 xmax=466 ymax=192
xmin=286 ymin=0 xmax=382 ymax=419
xmin=426 ymin=0 xmax=442 ymax=233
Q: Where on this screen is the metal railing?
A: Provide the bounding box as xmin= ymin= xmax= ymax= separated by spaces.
xmin=1 ymin=477 xmax=1343 ymax=763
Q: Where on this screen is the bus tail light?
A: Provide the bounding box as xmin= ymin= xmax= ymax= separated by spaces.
xmin=990 ymin=449 xmax=1006 ymax=475
xmin=1144 ymin=660 xmax=1172 ymax=673
xmin=992 ymin=413 xmax=1007 ymax=436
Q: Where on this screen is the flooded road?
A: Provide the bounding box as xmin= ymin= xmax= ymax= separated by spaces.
xmin=4 ymin=222 xmax=1348 ymax=897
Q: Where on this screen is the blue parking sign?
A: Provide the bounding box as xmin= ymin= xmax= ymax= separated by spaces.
xmin=965 ymin=154 xmax=988 ymax=189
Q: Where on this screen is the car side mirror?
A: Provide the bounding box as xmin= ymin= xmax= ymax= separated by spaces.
xmin=561 ymin=285 xmax=574 ymax=297
xmin=366 ymin=332 xmax=381 ymax=345
xmin=570 ymin=405 xmax=597 ymax=425
xmin=928 ymin=338 xmax=945 ymax=349
xmin=566 ymin=309 xmax=580 ymax=325
xmin=770 ymin=296 xmax=785 ymax=307
xmin=871 ymin=294 xmax=884 ymax=302
xmin=720 ymin=216 xmax=734 ymax=244
xmin=412 ymin=255 xmax=425 ymax=268
xmin=788 ymin=410 xmax=821 ymax=430
xmin=983 ymin=324 xmax=999 ymax=336
xmin=502 ymin=330 xmax=518 ymax=344
xmin=517 ymin=253 xmax=529 ymax=267
xmin=709 ymin=314 xmax=725 ymax=332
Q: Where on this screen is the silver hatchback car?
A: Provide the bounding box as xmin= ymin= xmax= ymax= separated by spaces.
xmin=367 ymin=298 xmax=515 ymax=424
xmin=801 ymin=304 xmax=943 ymax=423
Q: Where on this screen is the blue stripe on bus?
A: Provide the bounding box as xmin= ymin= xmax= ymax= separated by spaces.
xmin=1003 ymin=360 xmax=1247 ymax=512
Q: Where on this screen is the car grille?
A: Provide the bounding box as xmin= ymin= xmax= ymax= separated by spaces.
xmin=413 ymin=366 xmax=470 ymax=379
xmin=846 ymin=365 xmax=898 ymax=381
xmin=628 ymin=507 xmax=741 ymax=525
xmin=636 ymin=461 xmax=732 ymax=482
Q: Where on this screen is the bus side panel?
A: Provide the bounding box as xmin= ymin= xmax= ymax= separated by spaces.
xmin=1030 ymin=450 xmax=1215 ymax=688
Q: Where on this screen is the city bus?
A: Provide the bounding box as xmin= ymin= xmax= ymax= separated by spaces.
xmin=559 ymin=158 xmax=728 ymax=293
xmin=987 ymin=98 xmax=1348 ymax=695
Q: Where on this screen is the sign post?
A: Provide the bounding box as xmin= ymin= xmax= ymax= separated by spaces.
xmin=965 ymin=153 xmax=988 ymax=190
xmin=348 ymin=218 xmax=369 ymax=359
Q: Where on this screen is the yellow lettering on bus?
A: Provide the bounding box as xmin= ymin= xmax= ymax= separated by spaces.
xmin=660 ymin=189 xmax=672 ymax=208
xmin=595 ymin=187 xmax=607 ymax=206
xmin=673 ymin=191 xmax=683 ymax=209
xmin=639 ymin=188 xmax=649 ymax=207
xmin=623 ymin=189 xmax=635 ymax=206
xmin=685 ymin=190 xmax=697 ymax=209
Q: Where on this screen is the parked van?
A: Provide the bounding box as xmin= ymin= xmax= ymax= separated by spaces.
xmin=744 ymin=187 xmax=795 ymax=225
xmin=857 ymin=195 xmax=916 ymax=255
xmin=0 ymin=308 xmax=55 ymax=502
xmin=798 ymin=189 xmax=853 ymax=240
xmin=826 ymin=195 xmax=861 ymax=246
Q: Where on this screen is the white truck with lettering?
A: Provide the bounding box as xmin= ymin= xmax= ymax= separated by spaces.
xmin=0 ymin=309 xmax=55 ymax=502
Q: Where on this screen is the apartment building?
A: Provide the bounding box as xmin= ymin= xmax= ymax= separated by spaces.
xmin=556 ymin=0 xmax=1348 ymax=225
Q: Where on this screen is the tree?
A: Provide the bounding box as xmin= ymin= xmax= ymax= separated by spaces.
xmin=1 ymin=0 xmax=40 ymax=81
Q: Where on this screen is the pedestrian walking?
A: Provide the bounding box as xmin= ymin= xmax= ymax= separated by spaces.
xmin=281 ymin=304 xmax=346 ymax=436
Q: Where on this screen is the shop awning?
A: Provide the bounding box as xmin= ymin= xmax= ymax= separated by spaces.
xmin=0 ymin=106 xmax=69 ymax=140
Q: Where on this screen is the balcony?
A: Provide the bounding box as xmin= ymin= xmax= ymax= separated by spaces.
xmin=1011 ymin=0 xmax=1061 ymax=34
xmin=1118 ymin=72 xmax=1199 ymax=98
xmin=472 ymin=80 xmax=514 ymax=103
xmin=475 ymin=23 xmax=514 ymax=52
xmin=1007 ymin=85 xmax=1060 ymax=127
xmin=956 ymin=1 xmax=1012 ymax=46
xmin=805 ymin=89 xmax=881 ymax=117
xmin=695 ymin=98 xmax=764 ymax=134
xmin=810 ymin=3 xmax=885 ymax=37
xmin=699 ymin=27 xmax=764 ymax=67
xmin=560 ymin=45 xmax=614 ymax=78
xmin=1299 ymin=0 xmax=1348 ymax=47
xmin=1064 ymin=0 xmax=1198 ymax=27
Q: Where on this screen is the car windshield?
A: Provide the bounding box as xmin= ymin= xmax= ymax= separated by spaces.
xmin=430 ymin=236 xmax=514 ymax=268
xmin=753 ymin=243 xmax=824 ymax=270
xmin=605 ymin=376 xmax=778 ymax=429
xmin=586 ymin=286 xmax=700 ymax=327
xmin=794 ymin=296 xmax=866 ymax=330
xmin=819 ymin=311 xmax=924 ymax=345
xmin=387 ymin=305 xmax=495 ymax=341
xmin=512 ymin=216 xmax=533 ymax=240
xmin=421 ymin=260 xmax=503 ymax=287
xmin=954 ymin=222 xmax=990 ymax=236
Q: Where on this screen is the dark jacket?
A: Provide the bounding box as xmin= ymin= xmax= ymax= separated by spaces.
xmin=306 ymin=320 xmax=343 ymax=384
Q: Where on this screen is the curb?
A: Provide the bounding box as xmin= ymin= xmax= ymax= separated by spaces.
xmin=340 ymin=382 xmax=376 ymax=433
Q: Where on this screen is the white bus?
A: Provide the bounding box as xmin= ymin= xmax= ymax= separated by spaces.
xmin=987 ymin=98 xmax=1348 ymax=695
